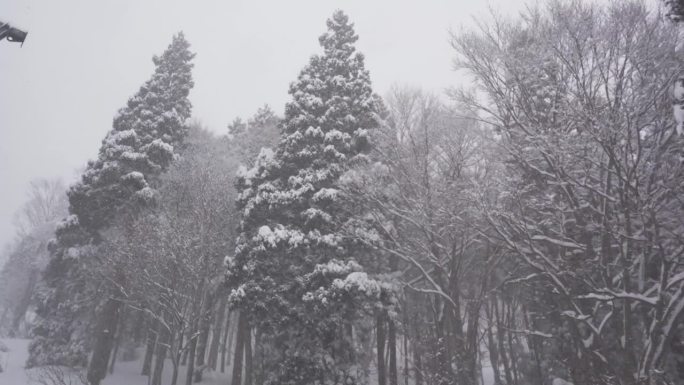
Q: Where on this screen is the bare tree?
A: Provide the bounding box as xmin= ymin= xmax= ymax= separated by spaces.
xmin=451 ymin=1 xmax=684 ymax=383
xmin=85 ymin=126 xmax=238 ymax=385
xmin=343 ymin=86 xmax=498 ymax=385
xmin=0 ymin=178 xmax=66 ymax=336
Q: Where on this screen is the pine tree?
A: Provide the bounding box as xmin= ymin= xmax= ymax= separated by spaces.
xmin=28 ymin=33 xmax=194 ymax=374
xmin=228 ymin=11 xmax=393 ymax=385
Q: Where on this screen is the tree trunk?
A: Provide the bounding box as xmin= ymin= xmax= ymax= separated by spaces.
xmin=494 ymin=300 xmax=512 ymax=385
xmin=170 ymin=330 xmax=183 ymax=385
xmin=208 ymin=297 xmax=227 ymax=370
xmin=388 ymin=318 xmax=398 ymax=385
xmin=447 ymin=269 xmax=472 ymax=385
xmin=142 ymin=320 xmax=158 ymax=376
xmin=0 ymin=307 xmax=10 ymax=334
xmin=194 ymin=292 xmax=214 ymax=382
xmin=403 ymin=326 xmax=409 ymax=385
xmin=11 ymin=268 xmax=39 ymax=335
xmin=221 ymin=310 xmax=232 ymax=373
xmin=176 ymin=331 xmax=185 ymax=367
xmin=171 ymin=348 xmax=180 ymax=385
xmin=181 ymin=332 xmax=190 ymax=366
xmin=508 ymin=305 xmax=519 ymax=385
xmin=108 ymin=308 xmax=125 ymax=374
xmin=486 ymin=314 xmax=502 ymax=385
xmin=245 ymin=326 xmax=253 ymax=385
xmin=151 ymin=326 xmax=169 ymax=385
xmin=414 ymin=340 xmax=423 ymax=385
xmin=171 ymin=359 xmax=180 ymax=385
xmin=87 ymin=297 xmax=122 ymax=385
xmin=186 ymin=332 xmax=197 ymax=385
xmin=433 ymin=295 xmax=453 ymax=385
xmin=463 ymin=300 xmax=481 ymax=385
xmin=254 ymin=327 xmax=264 ymax=385
xmin=377 ymin=312 xmax=387 ymax=385
xmin=132 ymin=309 xmax=146 ymax=345
xmin=231 ymin=311 xmax=247 ymax=385
xmin=523 ymin=305 xmax=542 ymax=385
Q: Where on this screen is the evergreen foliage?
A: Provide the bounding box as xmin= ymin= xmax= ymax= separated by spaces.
xmin=27 ymin=33 xmax=195 ymax=369
xmin=228 ymin=11 xmax=394 ymax=385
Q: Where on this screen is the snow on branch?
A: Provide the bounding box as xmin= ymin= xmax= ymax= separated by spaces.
xmin=530 ymin=234 xmax=585 ymax=249
xmin=576 ymin=290 xmax=658 ymax=306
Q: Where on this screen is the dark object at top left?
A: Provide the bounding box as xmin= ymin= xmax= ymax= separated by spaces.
xmin=0 ymin=21 xmax=28 ymax=46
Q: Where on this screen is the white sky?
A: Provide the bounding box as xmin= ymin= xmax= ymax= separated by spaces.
xmin=0 ymin=0 xmax=532 ymax=251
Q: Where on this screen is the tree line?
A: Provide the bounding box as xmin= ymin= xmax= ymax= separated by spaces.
xmin=1 ymin=2 xmax=684 ymax=385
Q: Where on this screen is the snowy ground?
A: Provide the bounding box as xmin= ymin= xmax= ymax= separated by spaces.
xmin=0 ymin=338 xmax=231 ymax=385
xmin=0 ymin=338 xmax=497 ymax=385
xmin=0 ymin=339 xmax=32 ymax=384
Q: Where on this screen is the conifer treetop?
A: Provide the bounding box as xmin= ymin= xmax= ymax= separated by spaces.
xmin=234 ymin=9 xmax=379 ymax=260
xmin=27 ymin=33 xmax=195 ymax=369
xmin=319 ymin=10 xmax=359 ymax=59
xmin=229 ymin=15 xmax=393 ymax=380
xmin=279 ymin=9 xmax=375 ymax=180
xmin=113 ymin=32 xmax=195 ymax=149
xmin=68 ymin=32 xmax=195 ymax=238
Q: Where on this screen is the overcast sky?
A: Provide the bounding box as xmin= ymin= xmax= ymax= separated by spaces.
xmin=0 ymin=0 xmax=532 ymax=252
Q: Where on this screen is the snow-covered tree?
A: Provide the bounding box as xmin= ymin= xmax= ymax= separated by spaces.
xmin=28 ymin=33 xmax=194 ymax=381
xmin=452 ymin=2 xmax=684 ymax=383
xmin=0 ymin=179 xmax=67 ymax=336
xmin=228 ymin=10 xmax=393 ymax=385
xmin=341 ymin=86 xmax=498 ymax=385
xmin=104 ymin=124 xmax=236 ymax=385
xmin=228 ymin=104 xmax=281 ymax=167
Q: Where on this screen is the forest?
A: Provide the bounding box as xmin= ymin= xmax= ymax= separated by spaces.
xmin=1 ymin=1 xmax=684 ymax=385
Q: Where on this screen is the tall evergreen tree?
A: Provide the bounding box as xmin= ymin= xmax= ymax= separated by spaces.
xmin=228 ymin=11 xmax=393 ymax=385
xmin=28 ymin=33 xmax=195 ymax=376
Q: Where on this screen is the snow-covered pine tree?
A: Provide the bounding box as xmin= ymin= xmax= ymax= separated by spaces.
xmin=228 ymin=11 xmax=394 ymax=385
xmin=27 ymin=33 xmax=194 ymax=378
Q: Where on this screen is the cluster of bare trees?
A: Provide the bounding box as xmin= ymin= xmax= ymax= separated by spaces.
xmin=335 ymin=2 xmax=684 ymax=385
xmin=341 ymin=85 xmax=500 ymax=385
xmin=0 ymin=179 xmax=67 ymax=337
xmin=1 ymin=106 xmax=279 ymax=385
xmin=458 ymin=1 xmax=684 ymax=383
xmin=98 ymin=127 xmax=236 ymax=385
xmin=44 ymin=113 xmax=276 ymax=385
xmin=96 ymin=110 xmax=281 ymax=385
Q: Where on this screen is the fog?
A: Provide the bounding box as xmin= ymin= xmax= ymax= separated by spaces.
xmin=0 ymin=0 xmax=526 ymax=251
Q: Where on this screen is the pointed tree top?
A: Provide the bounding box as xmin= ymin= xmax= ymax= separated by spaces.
xmin=249 ymin=104 xmax=277 ymax=127
xmin=319 ymin=10 xmax=358 ymax=58
xmin=153 ymin=31 xmax=195 ymax=67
